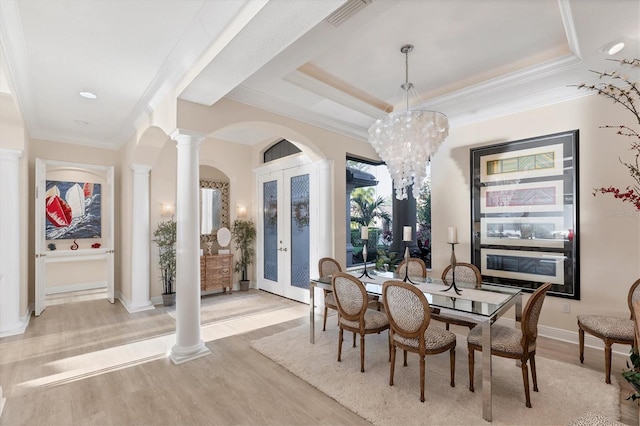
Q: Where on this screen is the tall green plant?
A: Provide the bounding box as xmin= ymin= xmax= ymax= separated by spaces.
xmin=231 ymin=218 xmax=256 ymax=281
xmin=152 ymin=219 xmax=176 ymax=294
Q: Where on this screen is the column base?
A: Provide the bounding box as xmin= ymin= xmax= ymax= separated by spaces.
xmin=126 ymin=301 xmax=156 ymax=313
xmin=0 ymin=313 xmax=30 ymax=338
xmin=168 ymin=341 xmax=210 ymax=365
xmin=0 ymin=386 xmax=5 ymax=418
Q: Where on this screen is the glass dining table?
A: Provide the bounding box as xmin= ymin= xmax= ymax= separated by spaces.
xmin=309 ymin=270 xmax=522 ymax=422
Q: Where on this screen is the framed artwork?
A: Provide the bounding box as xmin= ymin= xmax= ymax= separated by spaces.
xmin=45 ymin=180 xmax=102 ymax=240
xmin=470 ymin=130 xmax=579 ymax=299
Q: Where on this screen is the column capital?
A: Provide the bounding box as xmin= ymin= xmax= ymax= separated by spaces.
xmin=169 ymin=129 xmax=206 ymax=146
xmin=131 ymin=164 xmax=152 ymax=174
xmin=0 ymin=148 xmax=23 ymax=160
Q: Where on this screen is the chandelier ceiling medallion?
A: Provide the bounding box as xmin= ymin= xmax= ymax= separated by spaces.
xmin=368 ymin=44 xmax=449 ymax=200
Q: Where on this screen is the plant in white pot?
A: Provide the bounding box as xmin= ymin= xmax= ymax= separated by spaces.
xmin=153 ymin=219 xmax=177 ymax=306
xmin=231 ymin=218 xmax=256 ymax=291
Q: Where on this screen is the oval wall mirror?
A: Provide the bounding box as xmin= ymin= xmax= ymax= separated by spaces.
xmin=217 ymin=227 xmax=231 ymax=248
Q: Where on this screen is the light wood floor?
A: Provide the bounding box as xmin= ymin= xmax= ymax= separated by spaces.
xmin=0 ymin=289 xmax=637 ymax=425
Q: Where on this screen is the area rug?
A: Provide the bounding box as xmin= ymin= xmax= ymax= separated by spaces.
xmin=166 ymin=290 xmax=297 ymax=325
xmin=251 ymin=324 xmax=620 ymax=425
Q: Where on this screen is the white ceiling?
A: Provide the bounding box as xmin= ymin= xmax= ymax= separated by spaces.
xmin=1 ymin=0 xmax=638 ymax=150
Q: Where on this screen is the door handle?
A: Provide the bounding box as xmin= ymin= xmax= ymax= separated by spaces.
xmin=278 ymin=247 xmax=288 ymax=252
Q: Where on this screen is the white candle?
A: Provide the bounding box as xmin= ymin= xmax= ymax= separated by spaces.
xmin=361 ymin=227 xmax=368 ymax=240
xmin=403 ymin=226 xmax=412 ymax=241
xmin=448 ymin=227 xmax=458 ymax=244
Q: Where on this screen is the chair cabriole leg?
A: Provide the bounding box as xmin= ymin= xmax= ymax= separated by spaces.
xmin=323 ymin=306 xmax=328 ymax=331
xmin=530 ymin=354 xmax=538 ymax=392
xmin=360 ymin=334 xmax=365 ymax=373
xmin=468 ymin=346 xmax=475 ymax=392
xmin=450 ymin=347 xmax=455 ymax=387
xmin=390 ymin=345 xmax=396 ymax=386
xmin=338 ymin=328 xmax=343 ymax=362
xmin=420 ymin=354 xmax=426 ymax=402
xmin=605 ymin=341 xmax=612 ymax=384
xmin=578 ymin=326 xmax=585 ymax=363
xmin=521 ymin=359 xmax=531 ymax=408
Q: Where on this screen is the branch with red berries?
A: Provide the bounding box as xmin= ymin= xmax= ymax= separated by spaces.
xmin=576 ymin=58 xmax=640 ymax=210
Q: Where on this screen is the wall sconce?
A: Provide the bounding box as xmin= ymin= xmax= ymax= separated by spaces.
xmin=161 ymin=203 xmax=175 ymax=217
xmin=237 ymin=205 xmax=247 ymax=219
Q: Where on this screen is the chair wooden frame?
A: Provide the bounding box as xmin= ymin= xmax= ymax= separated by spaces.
xmin=318 ymin=257 xmax=342 ymax=332
xmin=468 ymin=282 xmax=551 ymax=408
xmin=431 ymin=263 xmax=483 ymax=330
xmin=578 ymin=278 xmax=640 ymax=384
xmin=332 ymin=272 xmax=389 ymax=373
xmin=396 ymin=258 xmax=427 ymax=279
xmin=383 ymin=280 xmax=456 ymax=402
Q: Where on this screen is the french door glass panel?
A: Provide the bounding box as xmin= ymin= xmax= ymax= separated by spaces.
xmin=263 ymin=180 xmax=278 ymax=282
xmin=290 ymin=174 xmax=310 ymax=289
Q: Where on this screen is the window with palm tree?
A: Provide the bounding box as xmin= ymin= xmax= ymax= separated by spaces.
xmin=346 ymin=158 xmax=432 ymax=269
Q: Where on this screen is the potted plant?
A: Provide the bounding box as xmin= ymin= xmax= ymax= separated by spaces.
xmin=153 ymin=219 xmax=177 ymax=306
xmin=231 ymin=218 xmax=256 ymax=291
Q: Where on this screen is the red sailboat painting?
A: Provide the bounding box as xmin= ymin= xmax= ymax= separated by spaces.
xmin=45 ymin=186 xmax=73 ymax=228
xmin=45 ymin=180 xmax=102 ymax=239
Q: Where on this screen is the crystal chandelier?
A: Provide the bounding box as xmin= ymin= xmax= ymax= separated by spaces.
xmin=368 ymin=44 xmax=449 ymax=200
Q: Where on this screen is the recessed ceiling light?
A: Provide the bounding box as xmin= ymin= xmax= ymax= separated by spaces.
xmin=74 ymin=120 xmax=89 ymax=125
xmin=600 ymin=41 xmax=625 ymax=55
xmin=79 ymin=91 xmax=97 ymax=99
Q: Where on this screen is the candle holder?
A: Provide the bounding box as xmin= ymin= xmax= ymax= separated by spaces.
xmin=358 ymin=239 xmax=373 ymax=279
xmin=443 ymin=242 xmax=462 ymax=295
xmin=402 ymin=242 xmax=416 ymax=284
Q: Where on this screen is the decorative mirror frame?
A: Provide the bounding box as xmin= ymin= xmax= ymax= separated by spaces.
xmin=200 ymin=180 xmax=230 ymax=244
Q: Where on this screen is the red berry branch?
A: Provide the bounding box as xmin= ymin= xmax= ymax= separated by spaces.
xmin=575 ymin=58 xmax=640 ymax=210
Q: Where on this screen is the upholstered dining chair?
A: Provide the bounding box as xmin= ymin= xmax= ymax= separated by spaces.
xmin=577 ymin=277 xmax=640 ymax=384
xmin=331 ymin=272 xmax=390 ymax=372
xmin=467 ymin=282 xmax=552 ymax=408
xmin=318 ymin=257 xmax=342 ymax=332
xmin=396 ymin=258 xmax=427 ymax=279
xmin=382 ymin=280 xmax=456 ymax=402
xmin=431 ymin=263 xmax=483 ymax=331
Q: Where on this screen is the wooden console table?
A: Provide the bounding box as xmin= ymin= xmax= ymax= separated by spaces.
xmin=200 ymin=254 xmax=233 ymax=294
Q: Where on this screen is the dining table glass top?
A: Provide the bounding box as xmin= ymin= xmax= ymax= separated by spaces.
xmin=313 ymin=269 xmax=521 ymax=319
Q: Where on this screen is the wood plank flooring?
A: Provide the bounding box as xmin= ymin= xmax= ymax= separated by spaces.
xmin=0 ymin=289 xmax=636 ymax=425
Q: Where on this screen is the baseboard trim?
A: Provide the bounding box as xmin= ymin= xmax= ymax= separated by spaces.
xmin=46 ymin=281 xmax=106 ymax=295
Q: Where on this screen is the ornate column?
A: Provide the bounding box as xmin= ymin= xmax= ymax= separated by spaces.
xmin=168 ymin=131 xmax=210 ymax=364
xmin=128 ymin=164 xmax=154 ymax=312
xmin=0 ymin=149 xmax=24 ymax=336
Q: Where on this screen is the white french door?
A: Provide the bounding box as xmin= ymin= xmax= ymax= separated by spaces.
xmin=257 ymin=164 xmax=316 ymax=303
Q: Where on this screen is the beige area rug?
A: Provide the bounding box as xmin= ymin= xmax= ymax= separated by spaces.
xmin=251 ymin=324 xmax=620 ymax=425
xmin=166 ymin=290 xmax=296 ymax=324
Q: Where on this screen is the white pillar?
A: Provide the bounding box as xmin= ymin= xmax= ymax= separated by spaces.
xmin=0 ymin=149 xmax=25 ymax=336
xmin=318 ymin=159 xmax=333 ymax=258
xmin=128 ymin=164 xmax=154 ymax=312
xmin=168 ymin=132 xmax=210 ymax=364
